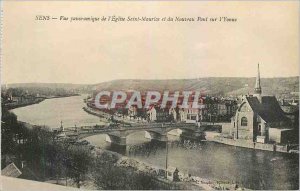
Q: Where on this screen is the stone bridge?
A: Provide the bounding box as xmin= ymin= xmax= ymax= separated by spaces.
xmin=63 ymin=123 xmax=203 ymax=145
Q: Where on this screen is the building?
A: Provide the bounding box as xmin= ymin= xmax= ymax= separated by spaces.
xmin=185 ymin=108 xmax=200 ymax=123
xmin=128 ymin=106 xmax=137 ymax=118
xmin=231 ymin=64 xmax=293 ymax=144
xmin=156 ymin=107 xmax=171 ymax=122
xmin=147 ymin=105 xmax=172 ymax=122
xmin=172 ymin=97 xmax=237 ymax=124
xmin=280 ymin=99 xmax=299 ymax=113
xmin=169 ymin=108 xmax=178 ymax=121
xmin=166 ymin=167 xmax=180 ymax=182
xmin=147 ymin=105 xmax=157 ymax=121
xmin=202 ymin=97 xmax=237 ymax=122
xmin=177 ymin=106 xmax=203 ymax=123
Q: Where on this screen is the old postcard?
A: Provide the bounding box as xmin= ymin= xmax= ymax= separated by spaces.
xmin=1 ymin=1 xmax=299 ymax=190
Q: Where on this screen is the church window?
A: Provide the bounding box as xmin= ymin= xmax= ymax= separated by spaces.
xmin=241 ymin=117 xmax=248 ymax=126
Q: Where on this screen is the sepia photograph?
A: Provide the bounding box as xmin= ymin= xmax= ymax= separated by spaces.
xmin=1 ymin=1 xmax=299 ymax=190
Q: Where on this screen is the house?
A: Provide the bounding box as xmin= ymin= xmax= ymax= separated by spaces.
xmin=202 ymin=97 xmax=237 ymax=122
xmin=176 ymin=108 xmax=202 ymax=123
xmin=166 ymin=167 xmax=180 ymax=182
xmin=280 ymin=99 xmax=299 ymax=113
xmin=185 ymin=108 xmax=200 ymax=123
xmin=177 ymin=100 xmax=204 ymax=123
xmin=169 ymin=108 xmax=178 ymax=121
xmin=156 ymin=108 xmax=171 ymax=122
xmin=128 ymin=106 xmax=137 ymax=118
xmin=147 ymin=105 xmax=157 ymax=121
xmin=231 ymin=64 xmax=293 ymax=144
xmin=147 ymin=105 xmax=176 ymax=122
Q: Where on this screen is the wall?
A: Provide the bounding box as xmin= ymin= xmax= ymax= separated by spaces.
xmin=212 ymin=137 xmax=278 ymax=152
xmin=234 ymin=101 xmax=254 ymax=141
xmin=268 ymin=128 xmax=293 ymax=144
xmin=221 ymin=123 xmax=232 ymax=136
xmin=205 ymin=132 xmax=221 ymax=141
xmin=269 ymin=128 xmax=282 ymax=143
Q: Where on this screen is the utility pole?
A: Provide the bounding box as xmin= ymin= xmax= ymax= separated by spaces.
xmin=165 ymin=125 xmax=168 ymax=179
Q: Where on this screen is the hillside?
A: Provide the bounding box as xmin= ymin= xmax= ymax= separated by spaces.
xmin=92 ymin=77 xmax=299 ymax=98
xmin=4 ymin=83 xmax=87 ymax=89
xmin=3 ymin=83 xmax=93 ymax=94
xmin=5 ymin=77 xmax=299 ymax=98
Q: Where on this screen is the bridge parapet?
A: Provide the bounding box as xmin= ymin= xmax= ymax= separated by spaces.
xmin=66 ymin=122 xmax=200 ymax=145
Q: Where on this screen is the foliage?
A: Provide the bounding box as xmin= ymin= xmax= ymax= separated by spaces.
xmin=93 ymin=152 xmax=160 ymax=190
xmin=65 ymin=145 xmax=93 ymax=188
xmin=1 ymin=109 xmax=19 ymax=155
xmin=1 ymin=108 xmax=93 ymax=187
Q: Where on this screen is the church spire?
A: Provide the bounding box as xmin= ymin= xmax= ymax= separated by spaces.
xmin=254 ymin=63 xmax=262 ymax=101
xmin=254 ymin=63 xmax=261 ymax=94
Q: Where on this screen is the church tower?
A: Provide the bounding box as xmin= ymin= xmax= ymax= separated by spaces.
xmin=254 ymin=63 xmax=262 ymax=102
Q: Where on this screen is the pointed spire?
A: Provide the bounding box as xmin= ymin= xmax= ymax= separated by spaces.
xmin=60 ymin=121 xmax=64 ymax=131
xmin=254 ymin=63 xmax=262 ymax=95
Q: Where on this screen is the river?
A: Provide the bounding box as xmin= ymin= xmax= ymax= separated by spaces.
xmin=11 ymin=95 xmax=299 ymax=190
xmin=11 ymin=95 xmax=104 ymax=128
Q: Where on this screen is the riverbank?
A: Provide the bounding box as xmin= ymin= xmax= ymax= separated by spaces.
xmin=4 ymin=94 xmax=80 ymax=110
xmin=205 ymin=132 xmax=298 ymax=153
xmin=4 ymin=98 xmax=45 ymax=110
xmin=92 ymin=147 xmax=242 ymax=190
xmin=82 ymin=106 xmax=111 ymax=119
xmin=83 ymin=106 xmax=143 ymax=124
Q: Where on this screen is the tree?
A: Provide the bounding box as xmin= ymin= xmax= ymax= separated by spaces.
xmin=66 ymin=145 xmax=93 ymax=188
xmin=93 ymin=152 xmax=120 ymax=189
xmin=1 ymin=109 xmax=25 ymax=168
xmin=93 ymin=152 xmax=161 ymax=190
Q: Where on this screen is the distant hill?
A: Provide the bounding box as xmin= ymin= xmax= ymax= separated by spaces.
xmin=2 ymin=83 xmax=93 ymax=94
xmin=4 ymin=83 xmax=86 ymax=89
xmin=92 ymin=77 xmax=299 ymax=98
xmin=4 ymin=77 xmax=299 ymax=98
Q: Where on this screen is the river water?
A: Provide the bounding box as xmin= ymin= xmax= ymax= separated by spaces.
xmin=11 ymin=95 xmax=299 ymax=190
xmin=11 ymin=95 xmax=104 ymax=128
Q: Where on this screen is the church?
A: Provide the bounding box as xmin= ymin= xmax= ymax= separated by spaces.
xmin=231 ymin=64 xmax=293 ymax=144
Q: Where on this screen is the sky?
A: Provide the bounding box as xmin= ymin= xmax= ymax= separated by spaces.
xmin=2 ymin=1 xmax=299 ymax=84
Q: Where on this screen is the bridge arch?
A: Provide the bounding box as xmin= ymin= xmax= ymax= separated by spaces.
xmin=73 ymin=123 xmax=197 ymax=146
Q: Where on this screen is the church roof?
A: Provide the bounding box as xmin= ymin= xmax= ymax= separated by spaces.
xmin=246 ymin=96 xmax=289 ymax=123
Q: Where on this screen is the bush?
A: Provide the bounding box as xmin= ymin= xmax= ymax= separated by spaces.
xmin=93 ymin=152 xmax=165 ymax=190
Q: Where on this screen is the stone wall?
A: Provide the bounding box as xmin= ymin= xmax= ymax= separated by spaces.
xmin=221 ymin=123 xmax=232 ymax=135
xmin=269 ymin=128 xmax=282 ymax=143
xmin=212 ymin=137 xmax=288 ymax=153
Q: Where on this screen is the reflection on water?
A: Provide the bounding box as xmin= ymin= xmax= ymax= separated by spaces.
xmin=85 ymin=131 xmax=299 ymax=190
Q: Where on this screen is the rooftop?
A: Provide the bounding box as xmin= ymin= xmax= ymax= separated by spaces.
xmin=246 ymin=96 xmax=290 ymax=123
